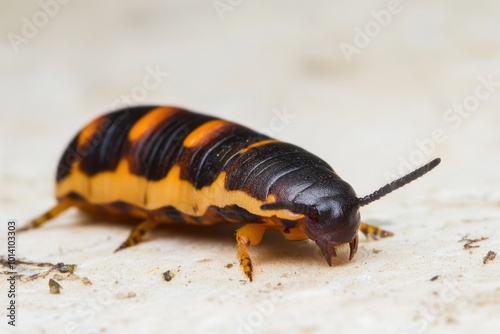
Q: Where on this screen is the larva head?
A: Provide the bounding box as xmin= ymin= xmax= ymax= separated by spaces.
xmin=261 ymin=186 xmax=361 ymax=265
xmin=261 ymin=158 xmax=441 ymax=265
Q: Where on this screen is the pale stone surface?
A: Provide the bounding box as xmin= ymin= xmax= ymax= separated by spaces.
xmin=1 ymin=1 xmax=499 ymax=333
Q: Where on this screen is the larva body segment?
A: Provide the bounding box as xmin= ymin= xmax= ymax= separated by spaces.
xmin=56 ymin=106 xmax=339 ymax=229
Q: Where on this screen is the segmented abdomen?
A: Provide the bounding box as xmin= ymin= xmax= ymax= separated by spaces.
xmin=56 ymin=106 xmax=335 ymax=225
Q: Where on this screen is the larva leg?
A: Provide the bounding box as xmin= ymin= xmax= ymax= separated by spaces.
xmin=359 ymin=222 xmax=394 ymax=240
xmin=114 ymin=219 xmax=160 ymax=252
xmin=236 ymin=224 xmax=266 ymax=282
xmin=19 ymin=199 xmax=73 ymax=231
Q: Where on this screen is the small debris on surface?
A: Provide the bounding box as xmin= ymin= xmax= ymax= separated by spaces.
xmin=372 ymin=249 xmax=382 ymax=254
xmin=0 ymin=258 xmax=79 ymax=281
xmin=53 ymin=273 xmax=80 ymax=281
xmin=116 ymin=292 xmax=136 ymax=299
xmin=198 ymin=258 xmax=212 ymax=263
xmin=430 ymin=275 xmax=439 ymax=281
xmin=147 ymin=266 xmax=160 ymax=274
xmin=82 ymin=277 xmax=93 ymax=286
xmin=53 ymin=274 xmax=65 ymax=281
xmin=163 ymin=270 xmax=175 ymax=282
xmin=57 ymin=263 xmax=77 ymax=274
xmin=49 ymin=279 xmax=62 ymax=294
xmin=225 ymin=263 xmax=233 ymax=269
xmin=483 ymin=251 xmax=497 ymax=265
xmin=458 ymin=235 xmax=488 ymax=249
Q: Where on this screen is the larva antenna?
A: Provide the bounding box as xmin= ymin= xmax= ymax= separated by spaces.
xmin=357 ymin=158 xmax=441 ymax=207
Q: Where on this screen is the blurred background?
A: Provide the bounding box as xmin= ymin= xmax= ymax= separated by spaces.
xmin=1 ymin=1 xmax=499 ymax=333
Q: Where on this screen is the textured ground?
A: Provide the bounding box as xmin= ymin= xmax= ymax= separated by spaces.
xmin=1 ymin=1 xmax=499 ymax=333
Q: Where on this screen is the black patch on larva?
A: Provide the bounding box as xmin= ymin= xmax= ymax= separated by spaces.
xmin=211 ymin=205 xmax=262 ymax=222
xmin=77 ymin=106 xmax=155 ymax=176
xmin=56 ymin=134 xmax=80 ymax=182
xmin=281 ymin=219 xmax=299 ymax=229
xmin=224 ymin=142 xmax=334 ymax=201
xmin=180 ymin=124 xmax=270 ymax=188
xmin=268 ymin=165 xmax=338 ymax=202
xmin=110 ymin=201 xmax=132 ymax=212
xmin=128 ymin=110 xmax=217 ymax=181
xmin=64 ymin=192 xmax=84 ymax=200
xmin=152 ymin=206 xmax=186 ymax=223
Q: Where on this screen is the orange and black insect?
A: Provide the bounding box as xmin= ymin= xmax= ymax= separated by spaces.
xmin=22 ymin=106 xmax=440 ymax=281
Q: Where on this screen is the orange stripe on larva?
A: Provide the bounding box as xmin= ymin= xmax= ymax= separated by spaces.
xmin=56 ymin=160 xmax=303 ymax=222
xmin=128 ymin=107 xmax=178 ymax=142
xmin=239 ymin=139 xmax=280 ymax=154
xmin=78 ymin=116 xmax=106 ymax=148
xmin=183 ymin=120 xmax=230 ymax=148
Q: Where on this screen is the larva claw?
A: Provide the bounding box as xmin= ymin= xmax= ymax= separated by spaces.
xmin=349 ymin=234 xmax=359 ymax=261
